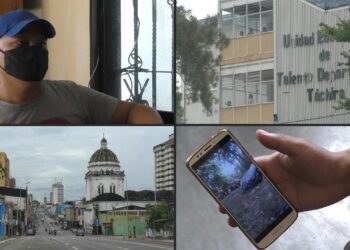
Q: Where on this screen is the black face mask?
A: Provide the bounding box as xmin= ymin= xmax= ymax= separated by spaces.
xmin=0 ymin=45 xmax=49 ymax=82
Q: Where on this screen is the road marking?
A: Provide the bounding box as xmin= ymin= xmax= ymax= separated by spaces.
xmin=119 ymin=241 xmax=172 ymax=250
xmin=0 ymin=238 xmax=15 ymax=244
xmin=72 ymin=247 xmax=78 ymax=250
xmin=117 ymin=247 xmax=129 ymax=250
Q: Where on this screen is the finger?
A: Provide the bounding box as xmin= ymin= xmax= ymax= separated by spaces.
xmin=228 ymin=217 xmax=238 ymax=228
xmin=219 ymin=205 xmax=226 ymax=214
xmin=256 ymin=130 xmax=302 ymax=157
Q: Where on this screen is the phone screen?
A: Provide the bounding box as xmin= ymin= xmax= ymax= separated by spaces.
xmin=193 ymin=135 xmax=293 ymax=243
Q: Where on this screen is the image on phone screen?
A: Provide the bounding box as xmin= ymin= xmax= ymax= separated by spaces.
xmin=192 ymin=135 xmax=293 ymax=243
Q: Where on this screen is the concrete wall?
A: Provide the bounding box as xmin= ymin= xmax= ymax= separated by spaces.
xmin=0 ymin=0 xmax=23 ymax=15
xmin=26 ymin=0 xmax=90 ymax=86
xmin=100 ymin=215 xmax=148 ymax=237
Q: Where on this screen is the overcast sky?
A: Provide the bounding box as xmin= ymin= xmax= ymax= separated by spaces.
xmin=177 ymin=0 xmax=218 ymax=19
xmin=0 ymin=126 xmax=173 ymax=203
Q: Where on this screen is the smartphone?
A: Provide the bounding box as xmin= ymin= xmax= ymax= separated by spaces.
xmin=186 ymin=129 xmax=298 ymax=249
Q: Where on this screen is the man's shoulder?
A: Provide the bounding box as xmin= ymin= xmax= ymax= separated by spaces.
xmin=42 ymin=80 xmax=91 ymax=94
xmin=42 ymin=80 xmax=79 ymax=88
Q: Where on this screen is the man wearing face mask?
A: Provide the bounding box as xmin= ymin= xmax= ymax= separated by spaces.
xmin=0 ymin=9 xmax=163 ymax=124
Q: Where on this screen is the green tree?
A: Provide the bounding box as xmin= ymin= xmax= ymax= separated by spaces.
xmin=176 ymin=85 xmax=185 ymax=123
xmin=176 ymin=6 xmax=229 ymax=117
xmin=320 ymin=15 xmax=350 ymax=110
xmin=146 ymin=203 xmax=174 ymax=232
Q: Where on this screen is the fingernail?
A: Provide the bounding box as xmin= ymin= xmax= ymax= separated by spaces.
xmin=257 ymin=129 xmax=271 ymax=135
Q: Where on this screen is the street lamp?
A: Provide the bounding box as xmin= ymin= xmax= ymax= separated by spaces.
xmin=125 ymin=176 xmax=130 ymax=238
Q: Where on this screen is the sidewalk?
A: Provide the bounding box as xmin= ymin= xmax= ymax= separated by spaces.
xmin=88 ymin=234 xmax=174 ymax=243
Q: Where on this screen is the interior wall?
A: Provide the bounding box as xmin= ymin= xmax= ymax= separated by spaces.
xmin=25 ymin=0 xmax=90 ymax=86
xmin=0 ymin=0 xmax=23 ymax=15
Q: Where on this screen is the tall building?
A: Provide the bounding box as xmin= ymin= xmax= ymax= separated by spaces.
xmin=50 ymin=192 xmax=53 ymax=204
xmin=184 ymin=0 xmax=350 ymax=124
xmin=52 ymin=181 xmax=64 ymax=205
xmin=154 ymin=134 xmax=175 ymax=191
xmin=8 ymin=178 xmax=15 ymax=188
xmin=85 ymin=135 xmax=125 ymax=201
xmin=0 ymin=153 xmax=10 ymax=187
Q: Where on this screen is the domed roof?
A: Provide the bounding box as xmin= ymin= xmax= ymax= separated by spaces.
xmin=89 ymin=136 xmax=119 ymax=163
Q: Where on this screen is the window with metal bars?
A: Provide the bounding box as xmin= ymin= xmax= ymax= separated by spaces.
xmin=90 ymin=0 xmax=174 ymax=123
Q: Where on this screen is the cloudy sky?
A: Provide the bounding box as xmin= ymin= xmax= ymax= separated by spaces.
xmin=0 ymin=126 xmax=173 ymax=203
xmin=177 ymin=0 xmax=218 ymax=19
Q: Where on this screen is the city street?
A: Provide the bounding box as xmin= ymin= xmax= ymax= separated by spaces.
xmin=0 ymin=225 xmax=174 ymax=250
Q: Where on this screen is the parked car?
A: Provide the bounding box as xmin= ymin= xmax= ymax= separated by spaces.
xmin=76 ymin=228 xmax=85 ymax=236
xmin=48 ymin=229 xmax=57 ymax=235
xmin=26 ymin=228 xmax=35 ymax=236
xmin=71 ymin=228 xmax=78 ymax=233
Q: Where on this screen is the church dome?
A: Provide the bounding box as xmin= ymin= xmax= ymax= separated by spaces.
xmin=89 ymin=136 xmax=119 ymax=163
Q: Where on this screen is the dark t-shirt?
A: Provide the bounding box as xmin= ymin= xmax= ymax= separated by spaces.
xmin=0 ymin=80 xmax=118 ymax=124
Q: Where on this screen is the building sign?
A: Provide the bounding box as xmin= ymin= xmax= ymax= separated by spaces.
xmin=275 ymin=0 xmax=350 ymax=123
xmin=277 ymin=31 xmax=348 ymax=103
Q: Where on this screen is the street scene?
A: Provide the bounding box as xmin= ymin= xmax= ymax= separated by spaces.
xmin=0 ymin=221 xmax=173 ymax=250
xmin=0 ymin=127 xmax=174 ymax=250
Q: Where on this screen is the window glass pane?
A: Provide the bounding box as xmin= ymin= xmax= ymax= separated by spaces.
xmin=234 ymin=5 xmax=246 ymax=17
xmin=247 ymin=82 xmax=259 ymax=105
xmin=222 ymin=9 xmax=234 ymax=38
xmin=221 ymin=76 xmax=234 ymax=108
xmin=261 ymin=0 xmax=273 ymax=11
xmin=247 ymin=71 xmax=260 ymax=105
xmin=261 ymin=69 xmax=274 ymax=81
xmin=234 ymin=73 xmax=246 ymax=106
xmin=248 ymin=2 xmax=260 ymax=14
xmin=248 ymin=71 xmax=260 ymax=83
xmin=261 ymin=11 xmax=273 ymax=32
xmin=305 ymin=0 xmax=350 ymax=9
xmin=248 ymin=13 xmax=260 ymax=35
xmin=234 ymin=16 xmax=246 ymax=37
xmin=261 ymin=81 xmax=274 ymax=103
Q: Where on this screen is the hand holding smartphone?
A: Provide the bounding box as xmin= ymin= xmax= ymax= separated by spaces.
xmin=186 ymin=129 xmax=297 ymax=249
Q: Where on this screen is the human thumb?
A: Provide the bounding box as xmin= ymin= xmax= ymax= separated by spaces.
xmin=256 ymin=130 xmax=300 ymax=156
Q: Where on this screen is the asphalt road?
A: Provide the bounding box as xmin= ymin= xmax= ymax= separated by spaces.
xmin=0 ymin=225 xmax=174 ymax=250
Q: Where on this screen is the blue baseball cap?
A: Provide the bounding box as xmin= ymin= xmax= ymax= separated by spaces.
xmin=0 ymin=9 xmax=56 ymax=38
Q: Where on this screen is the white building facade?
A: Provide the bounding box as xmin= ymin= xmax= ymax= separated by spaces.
xmin=182 ymin=0 xmax=350 ymax=124
xmin=275 ymin=0 xmax=350 ymax=123
xmin=85 ymin=136 xmax=125 ymax=202
xmin=52 ymin=181 xmax=64 ymax=205
xmin=154 ymin=134 xmax=175 ymax=191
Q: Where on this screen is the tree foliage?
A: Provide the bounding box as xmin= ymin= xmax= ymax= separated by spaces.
xmin=146 ymin=203 xmax=174 ymax=231
xmin=320 ymin=14 xmax=350 ymax=110
xmin=176 ymin=6 xmax=229 ymax=114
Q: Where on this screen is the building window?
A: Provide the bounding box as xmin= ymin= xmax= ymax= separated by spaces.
xmin=247 ymin=71 xmax=260 ymax=105
xmin=305 ymin=0 xmax=350 ymax=10
xmin=98 ymin=184 xmax=104 ymax=194
xmin=234 ymin=5 xmax=246 ymax=37
xmin=234 ymin=73 xmax=247 ymax=106
xmin=222 ymin=9 xmax=234 ymax=38
xmin=221 ymin=76 xmax=234 ymax=107
xmin=222 ymin=0 xmax=273 ymax=39
xmin=110 ymin=184 xmax=116 ymax=194
xmin=247 ymin=3 xmax=260 ymax=35
xmin=261 ymin=69 xmax=274 ymax=103
xmin=221 ymin=69 xmax=274 ymax=108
